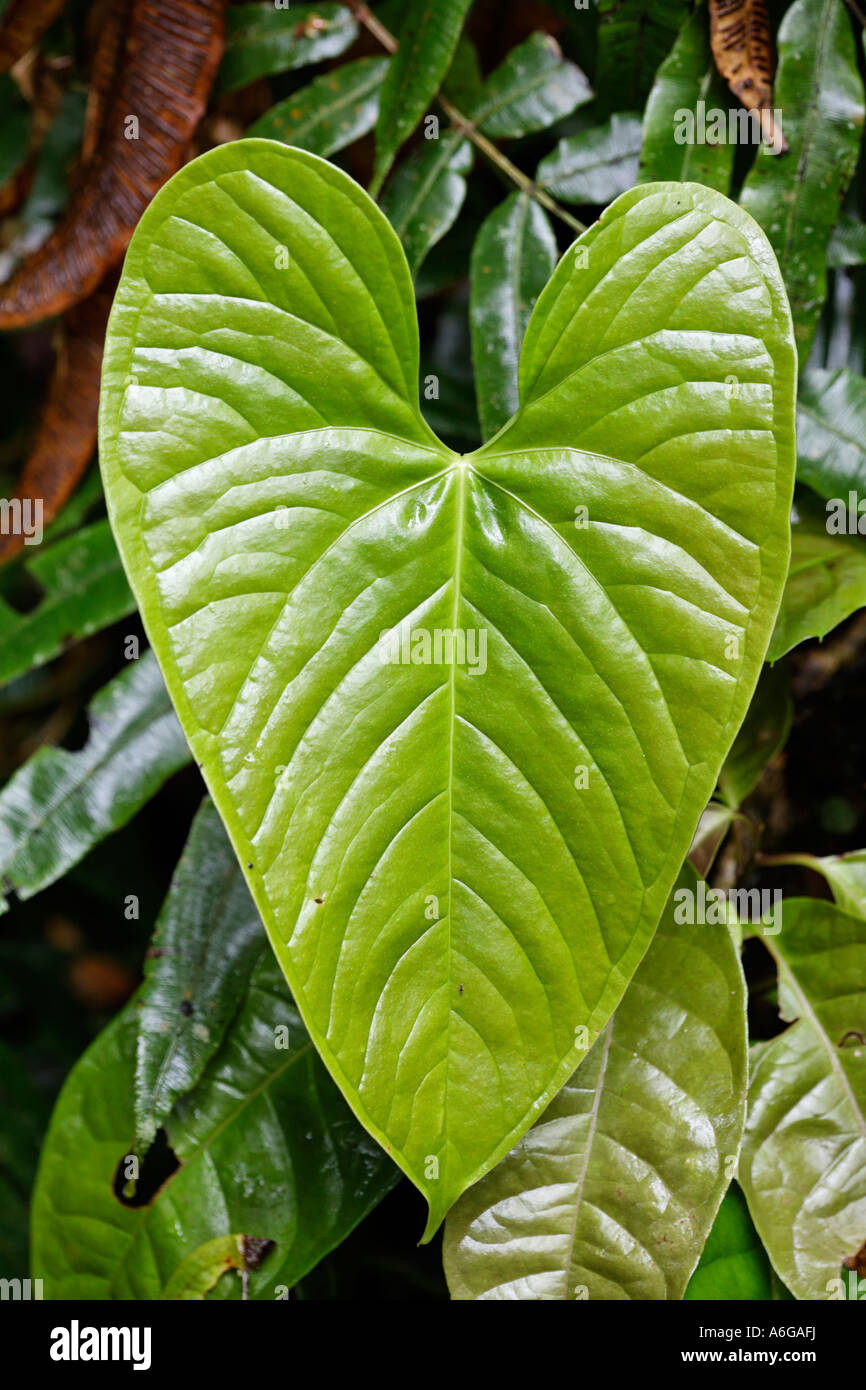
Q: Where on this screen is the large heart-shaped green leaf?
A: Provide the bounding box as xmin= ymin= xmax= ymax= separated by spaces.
xmin=99 ymin=141 xmax=795 ymax=1233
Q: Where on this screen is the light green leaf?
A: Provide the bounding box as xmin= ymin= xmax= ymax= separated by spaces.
xmin=0 ymin=651 xmax=190 ymax=911
xmin=764 ymin=849 xmax=866 ymax=920
xmin=135 ymin=798 xmax=265 ymax=1146
xmin=472 ymin=32 xmax=591 ymax=139
xmin=797 ymin=367 xmax=866 ymax=501
xmin=160 ymin=1234 xmax=248 ymax=1300
xmin=0 ymin=520 xmax=134 ymax=689
xmin=689 ymin=800 xmax=735 ymax=878
xmin=684 ymin=1183 xmax=792 ymax=1299
xmin=470 ymin=191 xmax=557 ymax=441
xmin=639 ymin=4 xmax=734 ymax=193
xmin=99 ymin=145 xmax=796 ymax=1234
xmin=444 ymin=866 xmax=748 ymax=1300
xmin=718 ymin=662 xmax=792 ymax=810
xmin=739 ymin=898 xmax=866 ymax=1300
xmin=371 ymin=0 xmax=473 ymax=194
xmin=381 ymin=130 xmax=472 ymax=278
xmin=216 ymin=3 xmax=358 ymax=94
xmin=768 ymin=510 xmax=866 ymax=661
xmin=537 ymin=113 xmax=642 ymax=205
xmin=248 ymin=56 xmax=390 ymax=157
xmin=31 ymin=954 xmax=398 ymax=1299
xmin=740 ymin=0 xmax=865 ymax=367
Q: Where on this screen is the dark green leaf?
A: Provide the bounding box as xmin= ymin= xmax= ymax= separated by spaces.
xmin=444 ymin=865 xmax=748 ymax=1300
xmin=718 ymin=662 xmax=792 ymax=809
xmin=739 ymin=898 xmax=866 ymax=1299
xmin=472 ymin=31 xmax=591 ymax=139
xmin=31 ymin=956 xmax=399 ymax=1298
xmin=594 ymin=0 xmax=686 ymax=113
xmin=216 ymin=3 xmax=358 ymax=95
xmin=0 ymin=72 xmax=29 ymax=190
xmin=248 ymin=56 xmax=390 ymax=156
xmin=371 ymin=0 xmax=473 ymax=194
xmin=740 ymin=0 xmax=865 ymax=367
xmin=768 ymin=510 xmax=866 ymax=661
xmin=380 ymin=129 xmax=472 ymax=277
xmin=639 ymin=4 xmax=734 ymax=192
xmin=470 ymin=191 xmax=556 ymax=440
xmin=828 ymin=211 xmax=866 ymax=268
xmin=0 ymin=651 xmax=190 ymax=910
xmin=536 ymin=113 xmax=642 ymax=204
xmin=135 ymin=798 xmax=265 ymax=1146
xmin=684 ymin=1183 xmax=791 ymax=1299
xmin=0 ymin=520 xmax=134 ymax=689
xmin=797 ymin=367 xmax=866 ymax=501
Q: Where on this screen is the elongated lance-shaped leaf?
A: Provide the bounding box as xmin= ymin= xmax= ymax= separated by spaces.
xmin=136 ymin=798 xmax=266 ymax=1146
xmin=381 ymin=131 xmax=473 ymax=279
xmin=797 ymin=367 xmax=866 ymax=501
xmin=768 ymin=508 xmax=866 ymax=660
xmin=470 ymin=192 xmax=557 ymax=441
xmin=594 ymin=0 xmax=687 ymax=112
xmin=739 ymin=899 xmax=866 ymax=1300
xmin=371 ymin=0 xmax=473 ymax=195
xmin=248 ymin=56 xmax=390 ymax=157
xmin=30 ymin=954 xmax=399 ymax=1298
xmin=639 ymin=3 xmax=735 ymax=192
xmin=471 ymin=31 xmax=592 ymax=138
xmin=739 ymin=0 xmax=865 ymax=368
xmin=99 ymin=144 xmax=795 ymax=1236
xmin=217 ymin=3 xmax=357 ymax=93
xmin=0 ymin=650 xmax=190 ymax=910
xmin=537 ymin=113 xmax=642 ymax=205
xmin=0 ymin=519 xmax=134 ymax=688
xmin=444 ymin=865 xmax=748 ymax=1300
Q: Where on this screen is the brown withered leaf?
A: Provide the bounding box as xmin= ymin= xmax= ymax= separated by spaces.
xmin=0 ymin=0 xmax=225 ymax=328
xmin=0 ymin=0 xmax=68 ymax=74
xmin=0 ymin=279 xmax=113 ymax=565
xmin=709 ymin=0 xmax=787 ymax=153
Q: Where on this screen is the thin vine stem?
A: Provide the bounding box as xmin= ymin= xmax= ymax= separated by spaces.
xmin=343 ymin=0 xmax=586 ymax=234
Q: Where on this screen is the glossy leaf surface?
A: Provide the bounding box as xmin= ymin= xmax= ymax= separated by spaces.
xmin=135 ymin=798 xmax=265 ymax=1145
xmin=797 ymin=367 xmax=866 ymax=501
xmin=739 ymin=0 xmax=864 ymax=367
xmin=739 ymin=899 xmax=866 ymax=1300
xmin=444 ymin=867 xmax=748 ymax=1300
xmin=537 ymin=113 xmax=642 ymax=205
xmin=217 ymin=3 xmax=356 ymax=93
xmin=381 ymin=131 xmax=472 ymax=278
xmin=472 ymin=32 xmax=591 ymax=139
xmin=248 ymin=56 xmax=390 ymax=157
xmin=99 ymin=144 xmax=796 ymax=1232
xmin=0 ymin=651 xmax=190 ymax=910
xmin=768 ymin=511 xmax=866 ymax=661
xmin=470 ymin=191 xmax=556 ymax=440
xmin=31 ymin=955 xmax=398 ymax=1298
xmin=684 ymin=1183 xmax=791 ymax=1299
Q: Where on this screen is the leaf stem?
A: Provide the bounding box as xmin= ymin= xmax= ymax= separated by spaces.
xmin=344 ymin=0 xmax=586 ymax=234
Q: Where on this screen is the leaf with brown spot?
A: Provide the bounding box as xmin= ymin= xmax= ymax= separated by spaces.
xmin=709 ymin=0 xmax=787 ymax=151
xmin=0 ymin=279 xmax=112 ymax=566
xmin=0 ymin=0 xmax=225 ymax=328
xmin=0 ymin=0 xmax=69 ymax=75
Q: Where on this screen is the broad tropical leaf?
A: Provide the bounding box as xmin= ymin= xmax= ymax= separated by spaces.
xmin=135 ymin=798 xmax=265 ymax=1145
xmin=99 ymin=143 xmax=796 ymax=1233
xmin=249 ymin=56 xmax=389 ymax=157
xmin=739 ymin=898 xmax=866 ymax=1300
xmin=684 ymin=1183 xmax=792 ymax=1299
xmin=537 ymin=113 xmax=642 ymax=205
xmin=30 ymin=955 xmax=398 ymax=1298
xmin=639 ymin=4 xmax=734 ymax=192
xmin=470 ymin=192 xmax=556 ymax=440
xmin=370 ymin=0 xmax=473 ymax=194
xmin=739 ymin=0 xmax=864 ymax=367
xmin=443 ymin=866 xmax=748 ymax=1300
xmin=0 ymin=650 xmax=190 ymax=910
